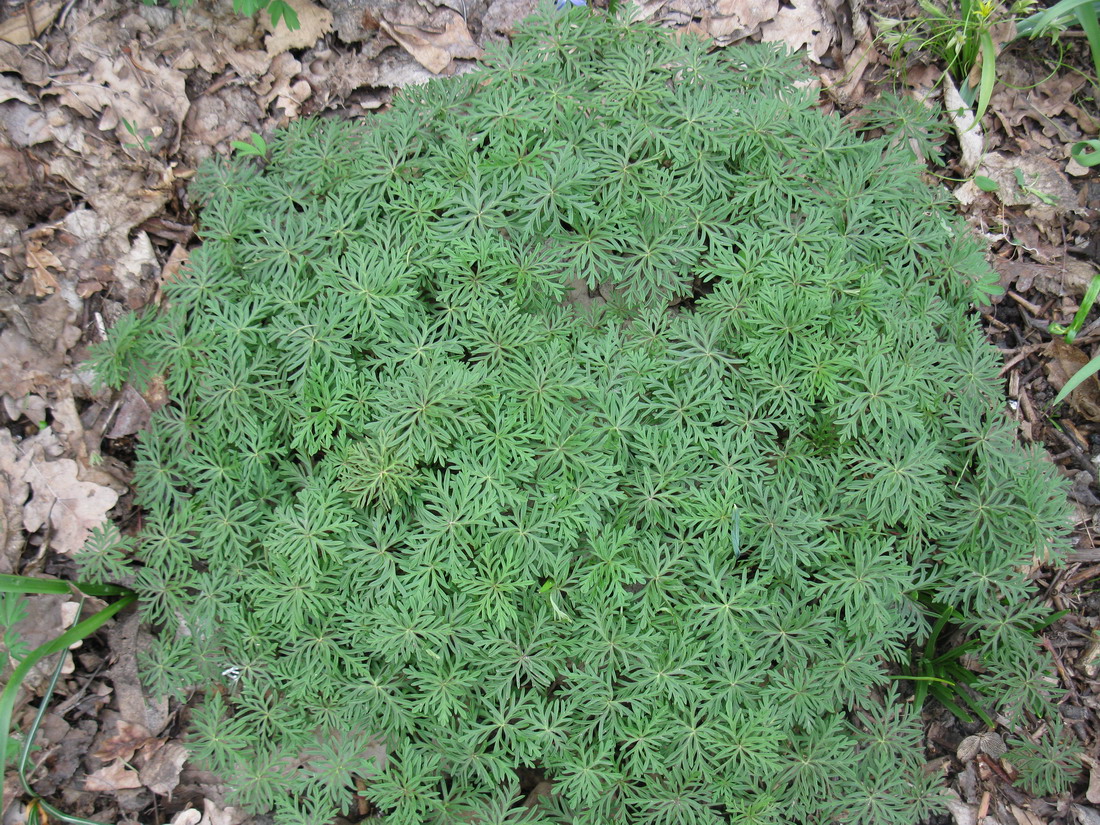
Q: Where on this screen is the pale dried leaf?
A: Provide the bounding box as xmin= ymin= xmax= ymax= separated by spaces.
xmin=107 ymin=385 xmax=153 ymax=439
xmin=979 ymin=731 xmax=1007 ymax=759
xmin=1045 ymin=339 xmax=1100 ymax=422
xmin=1076 ymin=805 xmax=1100 ymax=825
xmin=483 ymin=0 xmax=538 ymax=37
xmin=139 ymin=741 xmax=189 ymax=796
xmin=760 ymin=0 xmax=834 ymax=62
xmin=84 ymin=759 xmax=142 ymax=792
xmin=171 ymin=811 xmax=202 ymax=825
xmin=707 ymin=0 xmax=779 ymax=42
xmin=2 ymin=101 xmax=52 ymax=147
xmin=946 ymin=798 xmax=978 ymax=825
xmin=380 ymin=11 xmax=481 ymax=75
xmin=24 ymin=239 xmax=63 ymax=297
xmin=22 ymin=457 xmax=119 ymax=555
xmin=2 ymin=394 xmax=48 ymax=426
xmin=943 ymin=73 xmax=983 ymax=176
xmin=1083 ymin=754 xmax=1100 ymax=804
xmin=958 ymin=734 xmax=982 ymax=762
xmin=0 ymin=292 xmax=81 ymax=398
xmin=95 ymin=720 xmax=155 ymax=763
xmin=379 ymin=20 xmax=452 ymax=74
xmin=198 ymin=798 xmax=246 ymax=825
xmin=108 ymin=612 xmax=171 ymax=734
xmin=1010 ymin=806 xmax=1044 ymax=825
xmin=0 ymin=74 xmax=34 ymax=104
xmin=265 ymin=0 xmax=333 ymax=56
xmin=0 ymin=0 xmax=64 ymax=45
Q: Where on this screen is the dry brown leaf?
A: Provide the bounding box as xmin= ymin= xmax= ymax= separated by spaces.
xmin=0 ymin=293 xmax=81 ymax=399
xmin=22 ymin=457 xmax=119 ymax=555
xmin=760 ymin=0 xmax=834 ymax=62
xmin=84 ymin=759 xmax=142 ymax=793
xmin=0 ymin=74 xmax=34 ymax=105
xmin=958 ymin=151 xmax=1079 ymax=213
xmin=2 ymin=394 xmax=48 ymax=426
xmin=46 ymin=45 xmax=190 ymax=156
xmin=107 ymin=385 xmax=153 ymax=439
xmin=2 ymin=101 xmax=52 ymax=147
xmin=197 ymin=799 xmax=245 ymax=825
xmin=0 ymin=0 xmax=64 ymax=45
xmin=0 ymin=430 xmax=32 ymax=572
xmin=139 ymin=741 xmax=189 ymax=796
xmin=1082 ymin=754 xmax=1100 ymax=803
xmin=1010 ymin=805 xmax=1045 ymax=825
xmin=482 ymin=0 xmax=538 ymax=37
xmin=706 ymin=0 xmax=779 ymax=43
xmin=1046 ymin=339 xmax=1100 ymax=423
xmin=380 ymin=11 xmax=482 ymax=75
xmin=24 ymin=239 xmax=63 ymax=297
xmin=171 ymin=811 xmax=202 ymax=825
xmin=95 ymin=720 xmax=155 ymax=763
xmin=265 ymin=0 xmax=333 ymax=56
xmin=108 ymin=612 xmax=171 ymax=735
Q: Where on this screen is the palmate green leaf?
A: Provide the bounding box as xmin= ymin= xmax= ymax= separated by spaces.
xmin=82 ymin=5 xmax=1073 ymax=824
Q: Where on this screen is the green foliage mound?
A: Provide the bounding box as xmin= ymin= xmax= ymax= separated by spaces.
xmin=88 ymin=8 xmax=1071 ymax=824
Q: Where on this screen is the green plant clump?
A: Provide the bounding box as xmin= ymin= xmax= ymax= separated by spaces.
xmin=88 ymin=8 xmax=1071 ymax=825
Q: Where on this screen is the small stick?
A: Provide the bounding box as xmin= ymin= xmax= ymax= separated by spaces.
xmin=1041 ymin=636 xmax=1081 ymax=703
xmin=976 ymin=790 xmax=991 ymax=823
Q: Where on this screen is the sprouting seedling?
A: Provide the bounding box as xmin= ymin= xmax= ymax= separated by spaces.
xmin=120 ymin=117 xmax=153 ymax=153
xmin=1013 ymin=167 xmax=1058 ymax=205
xmin=1049 ymin=273 xmax=1100 ymax=344
xmin=973 ymin=175 xmax=999 ymax=192
xmin=231 ymin=132 xmax=269 ymax=158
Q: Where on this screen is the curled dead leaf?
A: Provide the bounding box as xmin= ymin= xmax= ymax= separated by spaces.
xmin=84 ymin=759 xmax=142 ymax=793
xmin=95 ymin=720 xmax=155 ymax=763
xmin=1046 ymin=339 xmax=1100 ymax=422
xmin=379 ymin=11 xmax=482 ymax=75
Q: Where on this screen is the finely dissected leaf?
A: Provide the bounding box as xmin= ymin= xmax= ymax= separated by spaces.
xmin=86 ymin=6 xmax=1071 ymax=824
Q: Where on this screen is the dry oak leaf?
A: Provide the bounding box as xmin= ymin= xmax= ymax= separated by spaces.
xmin=22 ymin=458 xmax=119 ymax=555
xmin=0 ymin=0 xmax=63 ymax=45
xmin=380 ymin=10 xmax=483 ymax=75
xmin=706 ymin=0 xmax=779 ymax=44
xmin=265 ymin=0 xmax=333 ymax=56
xmin=84 ymin=759 xmax=142 ymax=792
xmin=1046 ymin=338 xmax=1100 ymax=423
xmin=95 ymin=720 xmax=155 ymax=763
xmin=24 ymin=239 xmax=63 ymax=297
xmin=760 ymin=0 xmax=833 ymax=62
xmin=139 ymin=741 xmax=189 ymax=796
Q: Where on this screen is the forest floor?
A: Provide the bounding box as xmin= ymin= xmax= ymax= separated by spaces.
xmin=1 ymin=0 xmax=1100 ymax=822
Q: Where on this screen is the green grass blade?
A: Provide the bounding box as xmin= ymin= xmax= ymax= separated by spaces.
xmin=1052 ymin=351 xmax=1100 ymax=406
xmin=13 ymin=597 xmax=109 ymax=825
xmin=1076 ymin=4 xmax=1100 ymax=79
xmin=0 ymin=593 xmax=136 ymax=781
xmin=930 ymin=684 xmax=976 ymax=724
xmin=1019 ymin=0 xmax=1098 ymax=35
xmin=1072 ymin=140 xmax=1100 ymax=167
xmin=974 ymin=31 xmax=996 ymax=125
xmin=0 ymin=574 xmax=131 ymax=598
xmin=1064 ymin=273 xmax=1100 ymax=343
